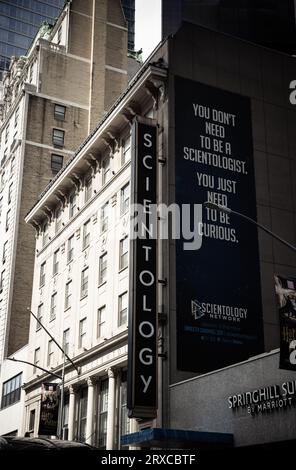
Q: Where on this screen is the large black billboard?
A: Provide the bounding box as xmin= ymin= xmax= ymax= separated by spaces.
xmin=127 ymin=118 xmax=158 ymax=419
xmin=175 ymin=76 xmax=264 ymax=373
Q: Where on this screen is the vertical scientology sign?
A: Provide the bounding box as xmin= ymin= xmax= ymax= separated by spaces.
xmin=175 ymin=76 xmax=264 ymax=373
xmin=127 ymin=118 xmax=157 ymax=419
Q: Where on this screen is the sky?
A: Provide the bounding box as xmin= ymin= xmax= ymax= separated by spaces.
xmin=135 ymin=0 xmax=162 ymax=60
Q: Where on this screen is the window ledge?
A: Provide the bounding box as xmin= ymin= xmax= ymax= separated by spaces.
xmin=98 ymin=281 xmax=107 ymax=288
xmin=119 ymin=266 xmax=128 ymax=274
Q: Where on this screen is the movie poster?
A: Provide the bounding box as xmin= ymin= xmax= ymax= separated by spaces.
xmin=275 ymin=275 xmax=296 ymax=371
xmin=38 ymin=382 xmax=59 ymax=436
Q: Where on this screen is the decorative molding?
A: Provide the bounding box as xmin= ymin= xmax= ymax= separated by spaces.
xmin=145 ymin=79 xmax=167 ymax=109
xmin=107 ymin=367 xmax=115 ymax=379
xmin=87 ymin=377 xmax=95 ymax=387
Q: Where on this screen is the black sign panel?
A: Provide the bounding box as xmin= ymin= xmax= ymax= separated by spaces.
xmin=127 ymin=119 xmax=157 ymax=419
xmin=38 ymin=382 xmax=59 ymax=436
xmin=175 ymin=76 xmax=264 ymax=373
xmin=275 ymin=274 xmax=296 ymax=371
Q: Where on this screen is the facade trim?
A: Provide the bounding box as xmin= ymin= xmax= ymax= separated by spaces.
xmin=71 ymin=9 xmax=92 ymax=19
xmin=105 ymin=65 xmax=128 ymax=75
xmin=169 ymin=349 xmax=281 ymax=389
xmin=107 ymin=22 xmax=128 ymax=32
xmin=66 ymin=53 xmax=92 ymax=64
xmin=25 ymin=64 xmax=167 ymax=221
xmin=28 ymin=91 xmax=89 ymax=110
xmin=25 ymin=140 xmax=75 ymax=155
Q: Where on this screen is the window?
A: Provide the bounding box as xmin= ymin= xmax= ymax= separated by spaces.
xmin=100 ymin=202 xmax=108 ymax=233
xmin=79 ymin=318 xmax=87 ymax=348
xmin=51 ymin=154 xmax=63 ymax=174
xmin=1 ymin=170 xmax=5 ymax=187
xmin=120 ymin=373 xmax=130 ymax=442
xmin=63 ymin=328 xmax=70 ymax=356
xmin=42 ymin=222 xmax=48 ymax=247
xmin=69 ymin=192 xmax=76 ymax=218
xmin=39 ymin=262 xmax=46 ymax=287
xmin=121 ymin=134 xmax=131 ymax=165
xmin=65 ymin=280 xmax=72 ymax=310
xmin=10 ymin=157 xmax=15 ymax=176
xmin=1 ymin=373 xmax=22 ymax=409
xmin=8 ymin=183 xmax=13 ymax=204
xmin=52 ymin=128 xmax=65 ymax=147
xmin=57 ymin=26 xmax=62 ymax=44
xmin=118 ymin=292 xmax=128 ymax=326
xmin=82 ymin=219 xmax=90 ymax=250
xmin=29 ymin=409 xmax=35 ymax=432
xmin=47 ymin=339 xmax=54 ymax=367
xmin=5 ymin=209 xmax=10 ymax=231
xmin=119 ymin=237 xmax=128 ymax=270
xmin=84 ymin=173 xmax=92 ymax=202
xmin=54 ymin=104 xmax=66 ymax=121
xmin=78 ymin=388 xmax=88 ymax=442
xmin=36 ymin=303 xmax=43 ymax=331
xmin=53 ymin=249 xmax=59 ymax=275
xmin=97 ymin=306 xmax=106 ymax=339
xmin=0 ymin=270 xmax=4 ymax=292
xmin=99 ymin=252 xmax=107 ymax=285
xmin=4 ymin=125 xmax=9 ymax=144
xmin=14 ymin=106 xmax=19 ymax=127
xmin=28 ymin=66 xmax=33 ymax=83
xmin=120 ymin=184 xmax=130 ymax=215
xmin=81 ymin=268 xmax=88 ymax=298
xmin=62 ymin=396 xmax=69 ymax=440
xmin=50 ymin=292 xmax=57 ymax=321
xmin=98 ymin=380 xmax=108 ymax=448
xmin=2 ymin=241 xmax=8 ymax=264
xmin=102 ymin=157 xmax=110 ymax=185
xmin=33 ymin=348 xmax=40 ymax=373
xmin=67 ymin=235 xmax=74 ymax=263
xmin=55 ymin=207 xmax=62 ymax=233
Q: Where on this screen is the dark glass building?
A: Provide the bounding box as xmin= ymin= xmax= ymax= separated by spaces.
xmin=122 ymin=0 xmax=135 ymax=52
xmin=162 ymin=0 xmax=296 ymax=55
xmin=0 ymin=0 xmax=135 ymax=77
xmin=0 ymin=0 xmax=65 ymax=75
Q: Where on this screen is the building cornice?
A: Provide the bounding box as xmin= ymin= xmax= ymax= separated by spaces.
xmin=23 ymin=329 xmax=128 ymax=391
xmin=25 ymin=61 xmax=168 ymax=226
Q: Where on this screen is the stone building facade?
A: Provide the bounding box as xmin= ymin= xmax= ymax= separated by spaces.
xmin=0 ymin=0 xmax=128 ymax=436
xmin=24 ymin=62 xmax=166 ymax=446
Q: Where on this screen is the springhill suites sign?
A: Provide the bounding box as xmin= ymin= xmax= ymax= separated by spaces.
xmin=127 ymin=118 xmax=157 ymax=419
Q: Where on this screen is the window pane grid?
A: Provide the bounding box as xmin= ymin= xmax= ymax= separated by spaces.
xmin=1 ymin=373 xmax=22 ymax=409
xmin=81 ymin=268 xmax=88 ymax=298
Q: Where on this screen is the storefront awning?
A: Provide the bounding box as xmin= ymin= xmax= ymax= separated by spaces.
xmin=121 ymin=428 xmax=233 ymax=449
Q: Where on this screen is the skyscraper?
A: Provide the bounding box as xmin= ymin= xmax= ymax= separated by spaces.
xmin=0 ymin=0 xmax=135 ymax=78
xmin=0 ymin=0 xmax=65 ymax=76
xmin=162 ymin=0 xmax=296 ymax=55
xmin=121 ymin=0 xmax=135 ymax=52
